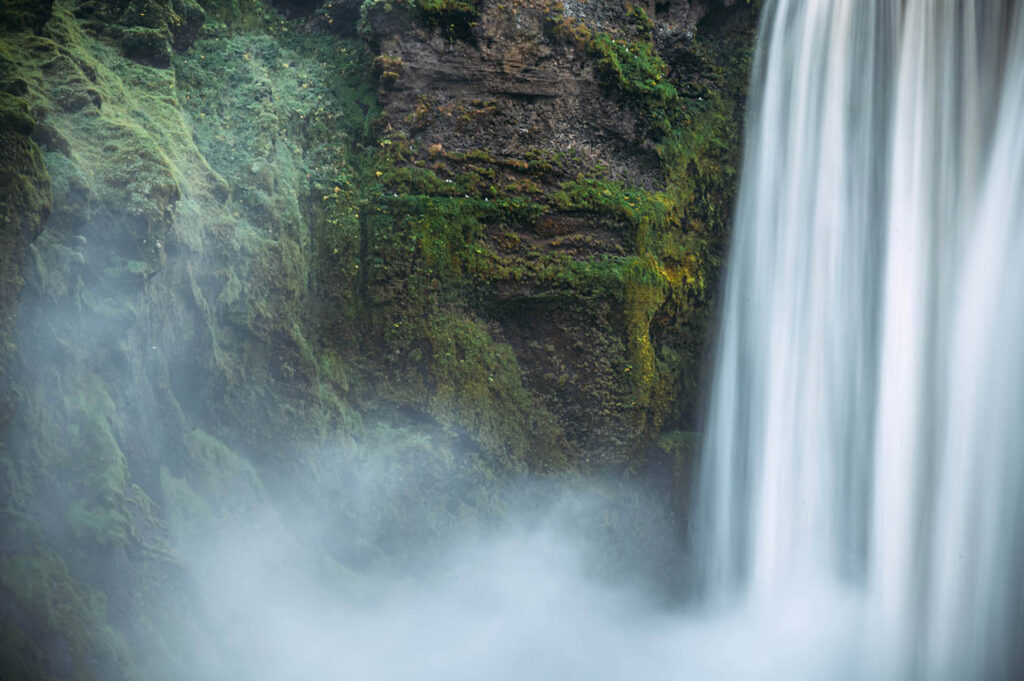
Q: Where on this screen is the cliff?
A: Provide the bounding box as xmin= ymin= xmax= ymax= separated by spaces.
xmin=0 ymin=0 xmax=756 ymax=677
xmin=358 ymin=0 xmax=757 ymax=465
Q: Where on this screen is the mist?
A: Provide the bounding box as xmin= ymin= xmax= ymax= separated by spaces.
xmin=172 ymin=457 xmax=867 ymax=681
xmin=4 ymin=0 xmax=1024 ymax=678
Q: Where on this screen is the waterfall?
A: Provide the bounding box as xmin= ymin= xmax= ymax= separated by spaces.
xmin=698 ymin=0 xmax=1024 ymax=678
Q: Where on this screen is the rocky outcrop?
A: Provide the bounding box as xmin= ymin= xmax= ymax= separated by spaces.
xmin=367 ymin=1 xmax=661 ymax=187
xmin=0 ymin=4 xmax=357 ymax=676
xmin=357 ymin=0 xmax=757 ymax=464
xmin=0 ymin=0 xmax=756 ymax=677
xmin=74 ymin=0 xmax=207 ymax=66
xmin=0 ymin=91 xmax=51 ymax=445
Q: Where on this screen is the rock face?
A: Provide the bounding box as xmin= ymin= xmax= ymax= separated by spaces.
xmin=0 ymin=0 xmax=756 ymax=677
xmin=74 ymin=0 xmax=207 ymax=66
xmin=0 ymin=91 xmax=52 ymax=444
xmin=369 ymin=2 xmax=660 ymax=187
xmin=359 ymin=0 xmax=757 ymax=464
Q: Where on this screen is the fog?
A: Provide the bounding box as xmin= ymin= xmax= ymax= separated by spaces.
xmin=174 ymin=460 xmax=867 ymax=681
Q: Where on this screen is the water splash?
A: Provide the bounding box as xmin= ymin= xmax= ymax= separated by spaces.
xmin=699 ymin=0 xmax=1024 ymax=677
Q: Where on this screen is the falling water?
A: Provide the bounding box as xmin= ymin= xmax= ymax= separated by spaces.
xmin=698 ymin=0 xmax=1024 ymax=678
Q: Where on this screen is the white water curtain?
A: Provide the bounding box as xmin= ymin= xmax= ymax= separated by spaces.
xmin=698 ymin=1 xmax=1024 ymax=677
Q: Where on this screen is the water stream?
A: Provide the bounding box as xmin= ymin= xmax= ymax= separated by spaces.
xmin=698 ymin=1 xmax=1024 ymax=678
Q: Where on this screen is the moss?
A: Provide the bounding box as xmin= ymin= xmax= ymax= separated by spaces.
xmin=61 ymin=386 xmax=131 ymax=547
xmin=625 ymin=3 xmax=654 ymax=33
xmin=0 ymin=552 xmax=126 ymax=680
xmin=0 ymin=3 xmax=384 ymax=677
xmin=0 ymin=92 xmax=51 ymax=227
xmin=413 ymin=0 xmax=479 ymax=40
xmin=166 ymin=15 xmax=379 ymax=448
xmin=656 ymin=429 xmax=701 ymax=465
xmin=622 ymin=257 xmax=668 ymax=401
xmin=0 ymin=620 xmax=52 ymax=681
xmin=373 ymin=53 xmax=402 ymax=86
xmin=415 ymin=0 xmax=479 ymax=16
xmin=2 ymin=6 xmax=364 ymax=672
xmin=117 ymin=26 xmax=174 ymax=67
xmin=0 ymin=0 xmax=758 ymax=672
xmin=171 ymin=429 xmax=268 ymax=526
xmin=72 ymin=0 xmax=206 ymax=65
xmin=361 ymin=194 xmax=572 ymax=468
xmin=0 ymin=0 xmax=54 ymax=34
xmin=422 ymin=312 xmax=569 ymax=470
xmin=64 ymin=499 xmax=129 ymax=547
xmin=0 ymin=90 xmax=52 ymax=401
xmin=360 ymin=118 xmax=719 ymax=462
xmin=357 ymin=0 xmax=757 ymax=462
xmin=199 ymin=0 xmax=269 ymax=30
xmin=548 ymin=7 xmax=677 ymax=134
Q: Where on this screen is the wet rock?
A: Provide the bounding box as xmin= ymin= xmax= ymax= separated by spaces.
xmin=74 ymin=0 xmax=206 ymax=66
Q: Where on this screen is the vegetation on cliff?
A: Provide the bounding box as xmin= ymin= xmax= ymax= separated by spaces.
xmin=0 ymin=0 xmax=756 ymax=677
xmin=361 ymin=0 xmax=756 ymax=465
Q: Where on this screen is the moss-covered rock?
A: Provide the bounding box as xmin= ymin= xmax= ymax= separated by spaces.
xmin=0 ymin=0 xmax=758 ymax=676
xmin=355 ymin=0 xmax=757 ymax=466
xmin=74 ymin=0 xmax=207 ymax=65
xmin=0 ymin=90 xmax=52 ymax=444
xmin=0 ymin=4 xmax=366 ymax=677
xmin=0 ymin=0 xmax=55 ymax=34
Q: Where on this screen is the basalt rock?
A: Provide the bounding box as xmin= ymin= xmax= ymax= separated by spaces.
xmin=357 ymin=0 xmax=757 ymax=465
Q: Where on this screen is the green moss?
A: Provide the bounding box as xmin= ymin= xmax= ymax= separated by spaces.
xmin=0 ymin=0 xmax=53 ymax=34
xmin=0 ymin=91 xmax=35 ymax=136
xmin=0 ymin=89 xmax=52 ymax=401
xmin=625 ymin=3 xmax=655 ymax=33
xmin=368 ymin=304 xmax=570 ymax=470
xmin=656 ymin=429 xmax=701 ymax=463
xmin=56 ymin=385 xmax=131 ymax=547
xmin=314 ymin=0 xmax=755 ymax=464
xmin=423 ymin=312 xmax=568 ymax=470
xmin=158 ymin=465 xmax=214 ymax=541
xmin=413 ymin=0 xmax=479 ymax=39
xmin=199 ymin=0 xmax=270 ymax=30
xmin=361 ymin=113 xmax=725 ymax=461
xmin=0 ymin=92 xmax=50 ymax=230
xmin=622 ymin=256 xmax=668 ymax=395
xmin=65 ymin=498 xmax=129 ymax=547
xmin=70 ymin=0 xmax=206 ymax=67
xmin=356 ymin=5 xmax=749 ymax=446
xmin=117 ymin=25 xmax=174 ymax=66
xmin=0 ymin=552 xmax=126 ymax=680
xmin=157 ymin=429 xmax=269 ymax=548
xmin=549 ymin=8 xmax=677 ymax=134
xmin=0 ymin=620 xmax=51 ymax=681
xmin=587 ymin=32 xmax=677 ymax=132
xmin=185 ymin=430 xmax=266 ymax=509
xmin=415 ymin=0 xmax=479 ymax=16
